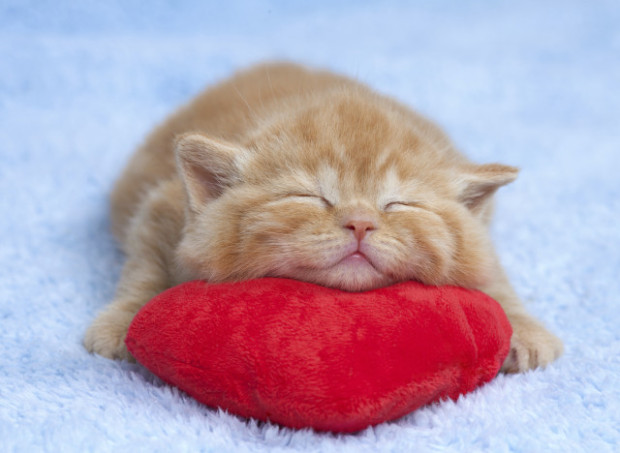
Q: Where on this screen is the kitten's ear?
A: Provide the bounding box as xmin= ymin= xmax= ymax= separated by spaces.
xmin=175 ymin=133 xmax=241 ymax=211
xmin=459 ymin=163 xmax=519 ymax=212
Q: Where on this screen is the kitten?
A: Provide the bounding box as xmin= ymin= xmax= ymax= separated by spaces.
xmin=84 ymin=63 xmax=563 ymax=373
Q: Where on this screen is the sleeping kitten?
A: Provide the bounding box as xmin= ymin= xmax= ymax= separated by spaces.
xmin=84 ymin=63 xmax=563 ymax=373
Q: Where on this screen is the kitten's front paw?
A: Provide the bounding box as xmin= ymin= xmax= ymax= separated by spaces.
xmin=84 ymin=308 xmax=135 ymax=362
xmin=501 ymin=315 xmax=563 ymax=373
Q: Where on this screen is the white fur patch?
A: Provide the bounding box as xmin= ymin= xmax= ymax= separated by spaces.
xmin=289 ymin=169 xmax=318 ymax=193
xmin=317 ymin=165 xmax=340 ymax=205
xmin=234 ymin=148 xmax=253 ymax=173
xmin=270 ymin=168 xmax=319 ymax=196
xmin=377 ymin=167 xmax=420 ymax=210
xmin=375 ymin=149 xmax=393 ymax=169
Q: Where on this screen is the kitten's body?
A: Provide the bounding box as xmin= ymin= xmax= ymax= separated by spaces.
xmin=85 ymin=63 xmax=562 ymax=372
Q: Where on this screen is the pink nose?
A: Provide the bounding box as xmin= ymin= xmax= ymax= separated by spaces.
xmin=344 ymin=219 xmax=376 ymax=242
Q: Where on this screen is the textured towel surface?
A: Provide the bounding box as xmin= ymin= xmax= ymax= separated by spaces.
xmin=1 ymin=1 xmax=619 ymax=451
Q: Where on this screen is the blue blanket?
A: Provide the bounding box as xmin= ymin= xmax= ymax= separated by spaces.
xmin=1 ymin=1 xmax=618 ymax=451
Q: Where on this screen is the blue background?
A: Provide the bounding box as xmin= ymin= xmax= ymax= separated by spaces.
xmin=1 ymin=1 xmax=618 ymax=451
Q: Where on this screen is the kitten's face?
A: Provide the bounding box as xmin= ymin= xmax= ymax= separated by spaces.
xmin=176 ymin=92 xmax=517 ymax=291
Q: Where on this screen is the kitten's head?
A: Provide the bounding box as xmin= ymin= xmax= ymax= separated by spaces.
xmin=175 ymin=89 xmax=517 ymax=291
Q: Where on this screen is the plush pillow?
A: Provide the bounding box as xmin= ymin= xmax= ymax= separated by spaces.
xmin=126 ymin=278 xmax=511 ymax=432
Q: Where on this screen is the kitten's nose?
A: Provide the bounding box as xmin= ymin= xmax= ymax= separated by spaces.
xmin=344 ymin=218 xmax=376 ymax=242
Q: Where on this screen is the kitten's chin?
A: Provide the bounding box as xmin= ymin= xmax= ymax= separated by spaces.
xmin=285 ymin=254 xmax=395 ymax=292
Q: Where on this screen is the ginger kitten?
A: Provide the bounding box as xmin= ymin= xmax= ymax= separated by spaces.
xmin=84 ymin=63 xmax=562 ymax=373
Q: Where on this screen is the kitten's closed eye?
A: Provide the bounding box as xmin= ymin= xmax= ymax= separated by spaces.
xmin=383 ymin=201 xmax=423 ymax=212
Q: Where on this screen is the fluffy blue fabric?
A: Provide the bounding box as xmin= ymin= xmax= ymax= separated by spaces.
xmin=1 ymin=1 xmax=618 ymax=451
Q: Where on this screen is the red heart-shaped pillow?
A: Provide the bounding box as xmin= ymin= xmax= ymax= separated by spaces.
xmin=126 ymin=278 xmax=511 ymax=432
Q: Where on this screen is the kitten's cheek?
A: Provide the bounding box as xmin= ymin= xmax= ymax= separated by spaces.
xmin=358 ymin=241 xmax=412 ymax=276
xmin=285 ymin=248 xmax=339 ymax=270
xmin=370 ymin=241 xmax=447 ymax=284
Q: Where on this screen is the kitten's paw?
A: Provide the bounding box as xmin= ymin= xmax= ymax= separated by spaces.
xmin=501 ymin=315 xmax=563 ymax=373
xmin=84 ymin=308 xmax=135 ymax=362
